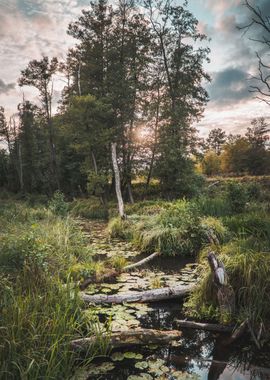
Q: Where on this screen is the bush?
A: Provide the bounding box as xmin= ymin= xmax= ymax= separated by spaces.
xmin=0 ymin=200 xmax=107 ymax=379
xmin=110 ymin=200 xmax=227 ymax=256
xmin=71 ymin=198 xmax=109 ymax=220
xmin=185 ymin=239 xmax=270 ymax=328
xmin=223 ymin=211 xmax=270 ymax=246
xmin=48 ymin=190 xmax=69 ymax=217
xmin=194 ymin=196 xmax=231 ymax=217
xmin=226 ymin=182 xmax=248 ymax=213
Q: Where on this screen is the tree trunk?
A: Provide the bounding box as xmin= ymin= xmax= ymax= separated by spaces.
xmin=71 ymin=328 xmax=182 ymax=351
xmin=81 ymin=284 xmax=194 ymax=305
xmin=91 ymin=150 xmax=98 ymax=175
xmin=111 ymin=142 xmax=126 ymax=219
xmin=124 ymin=252 xmax=159 ymax=270
xmin=127 ymin=182 xmax=134 ymax=204
xmin=174 ymin=320 xmax=233 ymax=333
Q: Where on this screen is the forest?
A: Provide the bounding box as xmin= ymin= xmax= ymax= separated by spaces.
xmin=0 ymin=0 xmax=270 ymax=379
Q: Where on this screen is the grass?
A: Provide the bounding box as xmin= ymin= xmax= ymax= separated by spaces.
xmin=185 ymin=238 xmax=270 ymax=330
xmin=70 ymin=198 xmax=109 ymax=220
xmin=109 ymin=200 xmax=227 ymax=256
xmin=0 ymin=199 xmax=108 ymax=379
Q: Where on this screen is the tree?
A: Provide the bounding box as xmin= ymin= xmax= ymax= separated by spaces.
xmin=206 ymin=128 xmax=226 ymax=155
xmin=18 ymin=56 xmax=60 ymax=190
xmin=0 ymin=149 xmax=8 ymax=187
xmin=143 ymin=0 xmax=210 ymax=196
xmin=240 ymin=0 xmax=270 ymax=105
xmin=60 ymin=95 xmax=113 ymax=201
xmin=67 ymin=0 xmax=153 ymax=201
xmin=245 ymin=117 xmax=270 ymax=175
xmin=220 ymin=137 xmax=250 ymax=175
xmin=201 ymin=150 xmax=221 ymax=176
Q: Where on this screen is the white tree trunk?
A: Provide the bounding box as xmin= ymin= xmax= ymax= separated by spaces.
xmin=111 ymin=142 xmax=126 ymax=219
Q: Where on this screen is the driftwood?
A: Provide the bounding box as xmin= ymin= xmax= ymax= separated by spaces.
xmin=174 ymin=319 xmax=247 ymax=346
xmin=82 ymin=284 xmax=194 ymax=304
xmin=123 ymin=252 xmax=160 ymax=270
xmin=79 ymin=270 xmax=120 ymax=291
xmin=71 ymin=328 xmax=181 ymax=351
xmin=174 ymin=319 xmax=233 ymax=333
xmin=207 ymin=252 xmax=235 ymax=316
xmin=80 ymin=252 xmax=160 ymax=290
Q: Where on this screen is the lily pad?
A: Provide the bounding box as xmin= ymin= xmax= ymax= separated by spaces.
xmin=88 ymin=362 xmax=115 ymax=375
xmin=124 ymin=352 xmax=143 ymax=359
xmin=111 ymin=351 xmax=125 ymax=361
xmin=127 ymin=374 xmax=152 ymax=380
xmin=135 ymin=361 xmax=149 ymax=370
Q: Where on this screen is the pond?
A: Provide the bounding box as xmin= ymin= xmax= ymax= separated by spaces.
xmin=77 ymin=220 xmax=270 ymax=380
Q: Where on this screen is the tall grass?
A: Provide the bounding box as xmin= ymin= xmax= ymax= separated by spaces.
xmin=185 ymin=238 xmax=270 ymax=329
xmin=0 ymin=200 xmax=107 ymax=379
xmin=109 ymin=200 xmax=227 ymax=256
xmin=70 ymin=198 xmax=109 ymax=220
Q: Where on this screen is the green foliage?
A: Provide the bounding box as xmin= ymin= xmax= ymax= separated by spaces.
xmin=108 ymin=217 xmax=134 ymax=240
xmin=185 ymin=238 xmax=270 ymax=328
xmin=87 ymin=171 xmax=108 ymax=198
xmin=111 ymin=200 xmax=227 ymax=256
xmin=223 ymin=211 xmax=270 ymax=246
xmin=48 ymin=190 xmax=69 ymax=216
xmin=0 ymin=200 xmax=107 ymax=379
xmin=194 ymin=196 xmax=232 ymax=217
xmin=71 ymin=198 xmax=109 ymax=220
xmin=201 ymin=150 xmax=221 ymax=176
xmin=226 ymin=182 xmax=248 ymax=213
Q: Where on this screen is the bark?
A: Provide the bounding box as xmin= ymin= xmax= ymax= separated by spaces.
xmin=127 ymin=182 xmax=134 ymax=204
xmin=91 ymin=151 xmax=98 ymax=175
xmin=79 ymin=269 xmax=119 ymax=291
xmin=174 ymin=319 xmax=233 ymax=333
xmin=146 ymin=80 xmax=160 ymax=187
xmin=123 ymin=252 xmax=160 ymax=270
xmin=111 ymin=142 xmax=126 ymax=219
xmin=81 ymin=284 xmax=194 ymax=305
xmin=79 ymin=252 xmax=160 ymax=291
xmin=71 ymin=328 xmax=182 ymax=351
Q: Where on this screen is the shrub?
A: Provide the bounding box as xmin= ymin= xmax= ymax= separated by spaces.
xmin=223 ymin=211 xmax=270 ymax=246
xmin=194 ymin=196 xmax=232 ymax=217
xmin=185 ymin=239 xmax=270 ymax=328
xmin=71 ymin=198 xmax=109 ymax=220
xmin=48 ymin=190 xmax=69 ymax=217
xmin=226 ymin=182 xmax=248 ymax=213
xmin=111 ymin=200 xmax=227 ymax=256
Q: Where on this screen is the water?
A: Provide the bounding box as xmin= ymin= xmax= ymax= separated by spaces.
xmin=78 ymin=220 xmax=270 ymax=380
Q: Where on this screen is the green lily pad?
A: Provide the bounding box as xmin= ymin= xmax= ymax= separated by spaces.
xmin=135 ymin=361 xmax=149 ymax=370
xmin=88 ymin=362 xmax=115 ymax=375
xmin=127 ymin=374 xmax=152 ymax=380
xmin=124 ymin=352 xmax=143 ymax=359
xmin=111 ymin=351 xmax=125 ymax=361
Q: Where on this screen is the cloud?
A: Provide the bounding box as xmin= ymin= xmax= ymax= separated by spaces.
xmin=205 ymin=0 xmax=241 ymax=14
xmin=0 ymin=79 xmax=15 ymax=94
xmin=208 ymin=67 xmax=251 ymax=106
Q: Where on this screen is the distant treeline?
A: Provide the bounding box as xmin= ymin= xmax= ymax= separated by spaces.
xmin=198 ymin=122 xmax=270 ymax=177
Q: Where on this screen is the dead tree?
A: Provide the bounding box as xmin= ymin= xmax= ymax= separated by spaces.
xmin=111 ymin=142 xmax=126 ymax=219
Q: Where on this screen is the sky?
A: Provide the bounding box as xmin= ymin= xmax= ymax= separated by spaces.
xmin=0 ymin=0 xmax=269 ymax=138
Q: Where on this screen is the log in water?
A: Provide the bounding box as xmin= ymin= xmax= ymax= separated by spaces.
xmin=81 ymin=284 xmax=194 ymax=304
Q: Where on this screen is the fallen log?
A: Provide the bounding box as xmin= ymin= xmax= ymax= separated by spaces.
xmin=174 ymin=319 xmax=233 ymax=333
xmin=82 ymin=284 xmax=194 ymax=304
xmin=71 ymin=328 xmax=182 ymax=351
xmin=79 ymin=252 xmax=160 ymax=290
xmin=79 ymin=270 xmax=119 ymax=290
xmin=123 ymin=252 xmax=160 ymax=271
